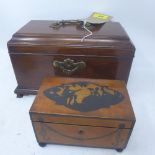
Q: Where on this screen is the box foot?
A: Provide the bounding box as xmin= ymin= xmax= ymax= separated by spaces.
xmin=14 ymin=86 xmax=37 ymax=97
xmin=39 ymin=143 xmax=46 ymax=147
xmin=17 ymin=93 xmax=24 ymax=98
xmin=116 ymin=148 xmax=123 ymax=152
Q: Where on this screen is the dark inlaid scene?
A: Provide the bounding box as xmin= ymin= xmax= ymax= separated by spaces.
xmin=44 ymin=82 xmax=124 ymax=112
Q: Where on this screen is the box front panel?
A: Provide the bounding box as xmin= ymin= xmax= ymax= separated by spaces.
xmin=31 ymin=113 xmax=133 ymax=129
xmin=32 ymin=122 xmax=131 ymax=149
xmin=10 ymin=54 xmax=132 ymax=91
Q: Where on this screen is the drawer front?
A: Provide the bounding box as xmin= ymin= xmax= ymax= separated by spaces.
xmin=33 ymin=122 xmax=131 ymax=149
xmin=10 ymin=54 xmax=132 ymax=90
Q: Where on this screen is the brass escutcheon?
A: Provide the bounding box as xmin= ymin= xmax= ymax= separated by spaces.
xmin=53 ymin=58 xmax=86 ymax=75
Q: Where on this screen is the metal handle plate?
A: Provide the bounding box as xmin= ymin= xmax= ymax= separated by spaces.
xmin=53 ymin=58 xmax=86 ymax=75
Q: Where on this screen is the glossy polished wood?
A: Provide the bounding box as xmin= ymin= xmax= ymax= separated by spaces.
xmin=8 ymin=20 xmax=135 ymax=97
xmin=29 ymin=77 xmax=136 ymax=151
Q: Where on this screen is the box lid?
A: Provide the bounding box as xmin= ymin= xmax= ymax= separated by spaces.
xmin=29 ymin=77 xmax=135 ymax=128
xmin=8 ymin=20 xmax=135 ymax=56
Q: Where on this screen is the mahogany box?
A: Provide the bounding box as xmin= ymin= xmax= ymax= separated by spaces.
xmin=29 ymin=77 xmax=136 ymax=152
xmin=7 ymin=20 xmax=135 ymax=97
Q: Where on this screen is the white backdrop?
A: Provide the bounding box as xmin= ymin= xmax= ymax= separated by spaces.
xmin=0 ymin=1 xmax=155 ymax=155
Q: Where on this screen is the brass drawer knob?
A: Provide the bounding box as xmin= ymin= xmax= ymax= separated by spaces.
xmin=53 ymin=58 xmax=86 ymax=75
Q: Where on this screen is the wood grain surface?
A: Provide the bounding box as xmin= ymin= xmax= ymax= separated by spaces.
xmin=8 ymin=21 xmax=135 ymax=97
xmin=30 ymin=77 xmax=135 ymax=151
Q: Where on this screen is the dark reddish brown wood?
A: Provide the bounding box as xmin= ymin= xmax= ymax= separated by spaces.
xmin=8 ymin=20 xmax=135 ymax=97
xmin=29 ymin=77 xmax=136 ymax=151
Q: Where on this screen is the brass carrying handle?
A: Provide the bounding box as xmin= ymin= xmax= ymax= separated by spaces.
xmin=50 ymin=20 xmax=83 ymax=29
xmin=50 ymin=20 xmax=93 ymax=29
xmin=53 ymin=58 xmax=86 ymax=75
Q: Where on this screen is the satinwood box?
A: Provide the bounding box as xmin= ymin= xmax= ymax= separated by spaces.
xmin=29 ymin=77 xmax=135 ymax=152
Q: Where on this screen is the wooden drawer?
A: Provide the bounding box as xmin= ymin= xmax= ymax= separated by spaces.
xmin=33 ymin=122 xmax=131 ymax=149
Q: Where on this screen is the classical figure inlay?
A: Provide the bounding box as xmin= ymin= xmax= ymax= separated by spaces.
xmin=44 ymin=82 xmax=124 ymax=112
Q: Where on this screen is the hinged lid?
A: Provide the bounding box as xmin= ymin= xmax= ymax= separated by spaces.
xmin=8 ymin=20 xmax=135 ymax=56
xmin=29 ymin=77 xmax=135 ymax=129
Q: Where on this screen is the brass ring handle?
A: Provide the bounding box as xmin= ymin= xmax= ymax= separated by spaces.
xmin=53 ymin=58 xmax=86 ymax=75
